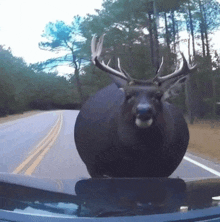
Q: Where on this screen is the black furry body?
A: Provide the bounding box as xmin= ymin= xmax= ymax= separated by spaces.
xmin=74 ymin=84 xmax=189 ymax=178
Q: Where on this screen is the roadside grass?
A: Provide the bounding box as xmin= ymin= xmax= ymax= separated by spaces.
xmin=188 ymin=119 xmax=220 ymax=163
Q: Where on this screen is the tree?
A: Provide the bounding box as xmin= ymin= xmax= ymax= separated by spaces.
xmin=35 ymin=16 xmax=87 ymax=102
xmin=0 ymin=45 xmax=76 ymax=115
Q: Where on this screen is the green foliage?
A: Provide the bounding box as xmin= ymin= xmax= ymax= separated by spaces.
xmin=0 ymin=46 xmax=78 ymax=117
xmin=79 ymin=0 xmax=220 ymax=121
xmin=36 ymin=16 xmax=88 ymax=102
xmin=2 ymin=0 xmax=220 ymax=120
xmin=40 ymin=21 xmax=72 ymax=51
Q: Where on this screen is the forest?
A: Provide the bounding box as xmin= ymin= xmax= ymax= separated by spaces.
xmin=1 ymin=0 xmax=220 ymax=123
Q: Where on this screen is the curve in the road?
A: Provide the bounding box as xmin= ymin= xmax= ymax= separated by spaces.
xmin=13 ymin=111 xmax=63 ymax=175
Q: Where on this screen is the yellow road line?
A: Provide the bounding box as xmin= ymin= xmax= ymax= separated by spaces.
xmin=25 ymin=114 xmax=63 ymax=175
xmin=13 ymin=112 xmax=63 ymax=175
xmin=13 ymin=115 xmax=61 ymax=173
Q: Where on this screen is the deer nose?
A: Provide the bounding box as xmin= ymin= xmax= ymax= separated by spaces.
xmin=136 ymin=104 xmax=153 ymax=118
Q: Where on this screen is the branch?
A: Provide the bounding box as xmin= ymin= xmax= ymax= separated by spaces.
xmin=64 ymin=39 xmax=73 ymax=51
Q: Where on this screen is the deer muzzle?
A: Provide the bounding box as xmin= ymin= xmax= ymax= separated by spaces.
xmin=135 ymin=103 xmax=154 ymax=128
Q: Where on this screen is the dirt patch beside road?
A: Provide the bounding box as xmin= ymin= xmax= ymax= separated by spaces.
xmin=0 ymin=111 xmax=43 ymax=124
xmin=188 ymin=120 xmax=220 ymax=163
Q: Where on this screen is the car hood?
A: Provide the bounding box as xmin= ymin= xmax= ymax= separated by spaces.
xmin=1 ymin=173 xmax=220 ymax=217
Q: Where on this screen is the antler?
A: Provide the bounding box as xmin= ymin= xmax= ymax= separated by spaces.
xmin=91 ymin=34 xmax=132 ymax=82
xmin=91 ymin=34 xmax=197 ymax=85
xmin=153 ymin=53 xmax=197 ymax=84
xmin=153 ymin=57 xmax=164 ymax=80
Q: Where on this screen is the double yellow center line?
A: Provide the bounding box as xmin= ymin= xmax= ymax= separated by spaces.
xmin=13 ymin=112 xmax=63 ymax=176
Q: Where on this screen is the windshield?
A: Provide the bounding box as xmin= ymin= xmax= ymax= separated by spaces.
xmin=1 ymin=0 xmax=220 ymax=220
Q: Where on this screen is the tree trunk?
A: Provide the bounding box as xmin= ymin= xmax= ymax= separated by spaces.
xmin=185 ymin=75 xmax=205 ymax=124
xmin=188 ymin=38 xmax=191 ymax=64
xmin=176 ymin=21 xmax=181 ymax=54
xmin=185 ymin=76 xmax=194 ymax=124
xmin=74 ymin=68 xmax=83 ymax=103
xmin=171 ymin=10 xmax=176 ymax=53
xmin=202 ymin=3 xmax=210 ymax=58
xmin=153 ymin=0 xmax=160 ymax=70
xmin=200 ymin=22 xmax=206 ymax=56
xmin=199 ymin=0 xmax=210 ymax=59
xmin=71 ymin=48 xmax=83 ymax=103
xmin=164 ymin=12 xmax=170 ymax=53
xmin=148 ymin=13 xmax=155 ymax=68
xmin=188 ymin=0 xmax=196 ymax=57
xmin=212 ymin=73 xmax=216 ymax=119
xmin=186 ymin=38 xmax=194 ymax=124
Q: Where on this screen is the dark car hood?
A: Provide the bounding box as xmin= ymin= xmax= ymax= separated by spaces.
xmin=1 ymin=173 xmax=220 ymax=218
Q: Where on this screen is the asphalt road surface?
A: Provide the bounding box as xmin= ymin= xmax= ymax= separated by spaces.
xmin=1 ymin=110 xmax=220 ymax=181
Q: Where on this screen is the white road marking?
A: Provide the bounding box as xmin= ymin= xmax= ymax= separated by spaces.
xmin=184 ymin=156 xmax=220 ymax=177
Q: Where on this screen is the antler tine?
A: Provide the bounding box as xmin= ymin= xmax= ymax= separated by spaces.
xmin=152 ymin=57 xmax=164 ymax=83
xmin=154 ymin=53 xmax=197 ymax=83
xmin=189 ymin=61 xmax=197 ymax=71
xmin=117 ymin=58 xmax=123 ymax=72
xmin=97 ymin=34 xmax=105 ymax=57
xmin=91 ymin=35 xmax=97 ymax=64
xmin=107 ymin=59 xmax=111 ymax=66
xmin=117 ymin=58 xmax=131 ymax=80
xmin=91 ymin=34 xmax=130 ymax=82
xmin=156 ymin=57 xmax=164 ymax=77
xmin=91 ymin=34 xmax=106 ymax=64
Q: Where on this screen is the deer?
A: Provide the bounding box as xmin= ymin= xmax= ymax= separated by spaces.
xmin=74 ymin=34 xmax=196 ymax=178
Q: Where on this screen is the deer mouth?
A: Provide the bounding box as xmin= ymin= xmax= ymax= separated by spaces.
xmin=135 ymin=116 xmax=153 ymax=128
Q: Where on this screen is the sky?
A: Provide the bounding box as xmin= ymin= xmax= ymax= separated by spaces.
xmin=0 ymin=0 xmax=103 ymax=73
xmin=0 ymin=0 xmax=220 ymax=75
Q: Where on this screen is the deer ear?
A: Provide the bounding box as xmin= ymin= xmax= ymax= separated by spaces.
xmin=162 ymin=76 xmax=188 ymax=101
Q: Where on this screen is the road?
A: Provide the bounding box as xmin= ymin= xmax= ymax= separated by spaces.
xmin=0 ymin=110 xmax=220 ymax=181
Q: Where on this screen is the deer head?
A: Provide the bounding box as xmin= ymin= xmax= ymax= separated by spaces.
xmin=91 ymin=34 xmax=196 ymax=128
